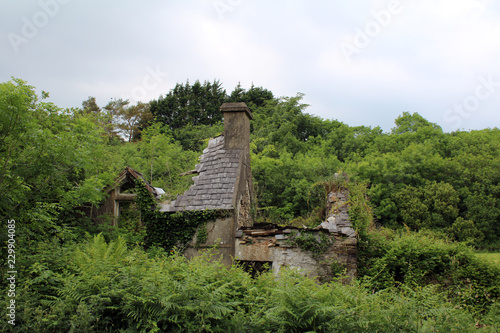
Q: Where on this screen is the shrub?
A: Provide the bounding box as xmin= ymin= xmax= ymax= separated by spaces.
xmin=2 ymin=234 xmax=498 ymax=332
xmin=359 ymin=228 xmax=500 ymax=315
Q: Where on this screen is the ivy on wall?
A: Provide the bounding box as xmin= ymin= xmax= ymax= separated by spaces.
xmin=196 ymin=222 xmax=208 ymax=246
xmin=345 ymin=181 xmax=373 ymax=240
xmin=286 ymin=230 xmax=333 ymax=259
xmin=135 ymin=179 xmax=230 ymax=251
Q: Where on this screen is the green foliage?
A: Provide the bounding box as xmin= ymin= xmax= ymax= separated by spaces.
xmin=228 ymin=83 xmax=274 ymax=109
xmin=286 ymin=231 xmax=333 ymax=258
xmin=246 ymin=269 xmax=494 ymax=332
xmin=251 ymin=121 xmax=342 ymax=221
xmin=106 ymin=99 xmax=153 ymax=142
xmin=450 ymin=217 xmax=484 ymax=246
xmin=4 ymin=78 xmax=500 ymax=248
xmin=116 ymin=202 xmax=146 ymax=245
xmin=118 ymin=122 xmax=199 ymax=198
xmin=172 ymin=122 xmax=224 ymax=152
xmin=0 ymin=78 xmax=118 ymax=244
xmin=345 ymin=181 xmax=373 ymax=239
xmin=196 ymin=222 xmax=208 ymax=246
xmin=150 ymin=82 xmax=274 ymax=152
xmin=391 ymin=111 xmax=443 ymax=135
xmin=4 ymin=235 xmax=497 ymax=332
xmin=393 ymin=181 xmax=459 ymax=230
xmin=1 ymin=235 xmax=254 ymax=332
xmin=150 ymin=79 xmax=226 ymax=130
xmin=359 ymin=228 xmax=500 ymax=314
xmin=346 ymin=124 xmax=500 ymax=248
xmin=134 ymin=178 xmax=229 ymax=252
xmin=3 ymin=78 xmax=500 ymax=330
xmin=330 ymin=260 xmax=347 ymax=278
xmin=476 ymin=253 xmax=500 ymax=268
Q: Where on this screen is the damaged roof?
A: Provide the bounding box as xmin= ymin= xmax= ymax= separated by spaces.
xmin=111 ymin=166 xmax=164 ymax=197
xmin=160 ymin=135 xmax=241 ymax=212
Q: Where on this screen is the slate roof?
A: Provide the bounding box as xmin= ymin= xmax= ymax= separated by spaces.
xmin=160 ymin=135 xmax=241 ymax=212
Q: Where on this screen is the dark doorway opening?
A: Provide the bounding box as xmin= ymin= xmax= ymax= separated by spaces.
xmin=236 ymin=260 xmax=272 ymax=278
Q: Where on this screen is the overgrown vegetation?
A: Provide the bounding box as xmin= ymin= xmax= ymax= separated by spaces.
xmin=286 ymin=231 xmax=333 ymax=258
xmin=2 ymin=78 xmax=500 ymax=330
xmin=1 ymin=234 xmax=498 ymax=332
xmin=358 ymin=228 xmax=500 ymax=314
xmin=135 ymin=179 xmax=229 ymax=251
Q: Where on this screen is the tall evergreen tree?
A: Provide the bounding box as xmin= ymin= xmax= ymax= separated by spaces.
xmin=228 ymin=83 xmax=274 ymax=108
xmin=150 ymin=80 xmax=226 ymax=129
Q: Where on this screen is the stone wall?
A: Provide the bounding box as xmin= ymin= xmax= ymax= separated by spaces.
xmin=185 ymin=216 xmax=235 ymax=267
xmin=319 ymin=189 xmax=356 ymax=238
xmin=233 ymin=184 xmax=357 ymax=282
xmin=235 ymin=223 xmax=357 ymax=283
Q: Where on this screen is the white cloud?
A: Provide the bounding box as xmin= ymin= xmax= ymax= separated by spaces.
xmin=1 ymin=0 xmax=499 ymax=131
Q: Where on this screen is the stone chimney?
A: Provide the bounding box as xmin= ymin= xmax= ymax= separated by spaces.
xmin=220 ymin=102 xmax=253 ymax=152
xmin=220 ymin=102 xmax=253 ymax=228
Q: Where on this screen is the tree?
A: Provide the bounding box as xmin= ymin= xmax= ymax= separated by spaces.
xmin=391 ymin=111 xmax=442 ymax=135
xmin=228 ymin=83 xmax=274 ymax=109
xmin=117 ymin=123 xmax=198 ymax=197
xmin=0 ymin=79 xmax=117 ymax=242
xmin=105 ymin=100 xmax=153 ymax=142
xmin=150 ymin=79 xmax=227 ymax=129
xmin=81 ymin=96 xmax=101 ymax=114
xmin=79 ymin=96 xmax=121 ymax=141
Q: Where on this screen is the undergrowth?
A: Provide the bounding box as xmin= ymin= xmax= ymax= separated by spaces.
xmin=358 ymin=227 xmax=500 ymax=315
xmin=1 ymin=234 xmax=498 ymax=332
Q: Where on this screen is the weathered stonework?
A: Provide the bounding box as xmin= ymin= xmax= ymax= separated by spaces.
xmin=318 ymin=189 xmax=356 ymax=238
xmin=185 ymin=216 xmax=235 ymax=267
xmin=90 ymin=102 xmax=358 ymax=282
xmin=234 ymin=196 xmax=358 ymax=283
xmin=150 ymin=102 xmax=357 ymax=282
xmin=158 ymin=103 xmax=254 ymax=265
xmin=236 ymin=181 xmax=253 ymax=228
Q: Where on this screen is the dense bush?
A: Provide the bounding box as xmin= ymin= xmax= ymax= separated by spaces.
xmin=1 ymin=235 xmax=498 ymax=332
xmin=2 ymin=235 xmax=251 ymax=332
xmin=359 ymin=228 xmax=500 ymax=314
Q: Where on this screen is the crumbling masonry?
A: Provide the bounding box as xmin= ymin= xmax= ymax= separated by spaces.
xmin=161 ymin=102 xmax=358 ymax=281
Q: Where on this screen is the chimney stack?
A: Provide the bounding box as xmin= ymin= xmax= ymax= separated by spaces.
xmin=220 ymin=102 xmax=253 ymax=151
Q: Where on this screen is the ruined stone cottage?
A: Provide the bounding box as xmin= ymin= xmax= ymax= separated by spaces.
xmin=160 ymin=102 xmax=357 ymax=281
xmin=93 ymin=102 xmax=357 ymax=281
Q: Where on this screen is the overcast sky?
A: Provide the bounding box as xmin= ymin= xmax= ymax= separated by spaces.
xmin=2 ymin=0 xmax=500 ymax=132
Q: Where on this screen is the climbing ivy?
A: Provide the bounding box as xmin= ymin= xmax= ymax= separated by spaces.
xmin=286 ymin=230 xmax=333 ymax=259
xmin=345 ymin=180 xmax=373 ymax=240
xmin=135 ymin=179 xmax=229 ymax=252
xmin=196 ymin=222 xmax=208 ymax=246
